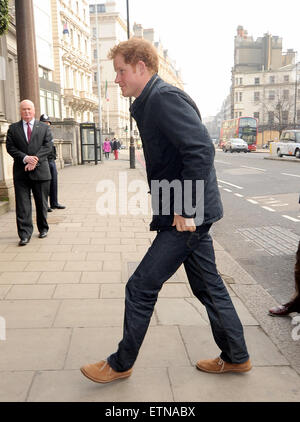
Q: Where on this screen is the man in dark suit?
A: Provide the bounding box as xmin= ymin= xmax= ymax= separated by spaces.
xmin=6 ymin=100 xmax=52 ymax=246
xmin=39 ymin=114 xmax=66 ymax=212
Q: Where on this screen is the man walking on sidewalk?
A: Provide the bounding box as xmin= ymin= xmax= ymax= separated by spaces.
xmin=269 ymin=194 xmax=300 ymax=316
xmin=81 ymin=38 xmax=251 ymax=384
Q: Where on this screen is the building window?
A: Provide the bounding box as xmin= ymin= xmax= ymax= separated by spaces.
xmin=235 ymin=78 xmax=238 ymax=85
xmin=93 ymin=49 xmax=97 ymax=59
xmin=239 ymin=92 xmax=243 ymax=102
xmin=268 ymin=112 xmax=274 ymax=124
xmin=77 ymin=34 xmax=81 ymax=50
xmin=283 ymin=90 xmax=289 ymax=100
xmin=97 ymin=4 xmax=106 ymax=13
xmin=255 ymin=77 xmax=260 ymax=85
xmin=269 ymin=76 xmax=275 ymax=84
xmin=239 ymin=112 xmax=242 ymax=117
xmin=282 ymin=110 xmax=289 ymax=122
xmin=89 ymin=5 xmax=95 ymax=13
xmin=235 ymin=112 xmax=238 ymax=118
xmin=254 ymin=92 xmax=260 ymax=101
xmin=92 ymin=27 xmax=96 ymax=37
xmin=235 ymin=92 xmax=238 ymax=102
xmin=40 ymin=89 xmax=61 ymax=119
xmin=269 ymin=90 xmax=275 ymax=101
xmin=284 ymin=75 xmax=289 ymax=83
xmin=254 ymin=112 xmax=259 ymax=119
xmin=94 ymin=72 xmax=97 ymax=82
xmin=240 ymin=78 xmax=243 ymax=85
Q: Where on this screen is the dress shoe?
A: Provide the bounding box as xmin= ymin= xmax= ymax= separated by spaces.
xmin=48 ymin=207 xmax=53 ymax=212
xmin=80 ymin=360 xmax=132 ymax=384
xmin=268 ymin=301 xmax=300 ymax=317
xmin=196 ymin=357 xmax=252 ymax=374
xmin=51 ymin=204 xmax=66 ymax=209
xmin=18 ymin=237 xmax=30 ymax=246
xmin=39 ymin=231 xmax=48 ymax=239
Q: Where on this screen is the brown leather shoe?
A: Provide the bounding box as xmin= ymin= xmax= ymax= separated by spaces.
xmin=269 ymin=302 xmax=300 ymax=317
xmin=196 ymin=357 xmax=252 ymax=374
xmin=80 ymin=360 xmax=132 ymax=383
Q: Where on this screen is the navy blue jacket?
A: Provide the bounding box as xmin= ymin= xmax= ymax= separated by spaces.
xmin=130 ymin=74 xmax=223 ymax=231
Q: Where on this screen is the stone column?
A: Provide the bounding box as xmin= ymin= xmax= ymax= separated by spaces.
xmin=15 ymin=0 xmax=40 ymax=116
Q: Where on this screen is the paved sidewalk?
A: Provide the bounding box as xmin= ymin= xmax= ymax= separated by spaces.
xmin=0 ymin=151 xmax=300 ymax=402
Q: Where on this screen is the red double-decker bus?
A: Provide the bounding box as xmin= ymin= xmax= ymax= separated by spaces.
xmin=220 ymin=117 xmax=258 ymax=151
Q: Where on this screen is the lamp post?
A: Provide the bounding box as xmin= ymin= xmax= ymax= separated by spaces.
xmin=294 ymin=60 xmax=298 ymax=129
xmin=95 ymin=7 xmax=102 ymax=144
xmin=126 ymin=0 xmax=135 ymax=169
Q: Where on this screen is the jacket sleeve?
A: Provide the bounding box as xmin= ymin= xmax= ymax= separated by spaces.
xmin=35 ymin=126 xmax=53 ymax=162
xmin=156 ymin=89 xmax=215 ymax=218
xmin=6 ymin=125 xmax=27 ymax=163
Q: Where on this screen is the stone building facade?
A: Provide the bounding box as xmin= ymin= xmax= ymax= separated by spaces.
xmin=51 ymin=0 xmax=98 ymax=122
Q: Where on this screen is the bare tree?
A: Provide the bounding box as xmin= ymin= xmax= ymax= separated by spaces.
xmin=262 ymin=90 xmax=295 ymax=136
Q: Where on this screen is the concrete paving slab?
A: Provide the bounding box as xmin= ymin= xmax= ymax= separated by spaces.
xmin=0 ymin=253 xmax=17 ymax=261
xmin=0 ymin=285 xmax=11 ymax=299
xmin=0 ymin=271 xmax=41 ymax=285
xmin=103 ymin=261 xmax=122 ymax=271
xmin=100 ymin=283 xmax=125 ymax=298
xmin=169 ymin=366 xmax=300 ymax=402
xmin=135 ymin=326 xmax=191 ymax=368
xmin=0 ymin=328 xmax=71 ymax=371
xmin=155 ymin=298 xmax=209 ymax=326
xmin=38 ymin=271 xmax=81 ymax=284
xmin=27 ymin=367 xmax=173 ymax=402
xmin=14 ymin=253 xmax=52 ymax=261
xmin=0 ymin=371 xmax=35 ymax=402
xmin=231 ymin=296 xmax=259 ymax=325
xmin=159 ymin=283 xmax=191 ymax=298
xmin=53 ymin=299 xmax=126 ymax=328
xmin=1 ymin=300 xmax=60 ymax=328
xmin=179 ymin=326 xmax=289 ymax=366
xmin=50 ymin=252 xmax=87 ymax=261
xmin=81 ymin=271 xmax=122 ymax=283
xmin=5 ymin=284 xmax=56 ymax=300
xmin=64 ymin=261 xmax=103 ymax=271
xmin=215 ymin=249 xmax=257 ymax=285
xmin=53 ymin=284 xmax=100 ymax=299
xmin=86 ymin=252 xmax=121 ymax=261
xmin=25 ymin=261 xmax=65 ymax=272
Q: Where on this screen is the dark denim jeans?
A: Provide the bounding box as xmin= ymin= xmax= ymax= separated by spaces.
xmin=108 ymin=224 xmax=249 ymax=371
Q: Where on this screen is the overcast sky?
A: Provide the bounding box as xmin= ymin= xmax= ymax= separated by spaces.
xmin=105 ymin=0 xmax=300 ymax=118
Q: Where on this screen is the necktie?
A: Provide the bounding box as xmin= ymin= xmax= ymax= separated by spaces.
xmin=27 ymin=122 xmax=32 ymax=143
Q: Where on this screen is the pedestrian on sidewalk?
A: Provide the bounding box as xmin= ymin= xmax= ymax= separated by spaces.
xmin=6 ymin=100 xmax=52 ymax=246
xmin=103 ymin=138 xmax=111 ymax=159
xmin=39 ymin=114 xmax=66 ymax=212
xmin=269 ymin=195 xmax=300 ymax=316
xmin=80 ymin=38 xmax=251 ymax=384
xmin=112 ymin=137 xmax=120 ymax=160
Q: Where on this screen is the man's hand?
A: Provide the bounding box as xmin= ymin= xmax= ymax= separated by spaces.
xmin=25 ymin=162 xmax=37 ymax=171
xmin=172 ymin=214 xmax=196 ymax=232
xmin=24 ymin=155 xmax=39 ymax=165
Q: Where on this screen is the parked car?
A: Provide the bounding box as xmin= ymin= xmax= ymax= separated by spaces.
xmin=275 ymin=130 xmax=300 ymax=158
xmin=223 ymin=138 xmax=248 ymax=153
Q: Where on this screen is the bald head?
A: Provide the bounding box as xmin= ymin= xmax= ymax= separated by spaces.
xmin=20 ymin=100 xmax=35 ymax=122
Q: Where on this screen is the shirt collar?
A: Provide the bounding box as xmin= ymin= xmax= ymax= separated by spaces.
xmin=23 ymin=118 xmax=35 ymax=126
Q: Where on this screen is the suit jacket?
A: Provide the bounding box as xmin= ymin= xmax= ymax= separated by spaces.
xmin=6 ymin=120 xmax=52 ymax=181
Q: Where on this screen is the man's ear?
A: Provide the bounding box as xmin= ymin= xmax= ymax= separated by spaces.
xmin=136 ymin=60 xmax=147 ymax=75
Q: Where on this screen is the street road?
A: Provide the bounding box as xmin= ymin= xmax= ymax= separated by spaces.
xmin=212 ymin=150 xmax=300 ymax=304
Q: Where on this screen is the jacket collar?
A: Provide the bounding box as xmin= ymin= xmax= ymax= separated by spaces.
xmin=130 ymin=74 xmax=160 ymax=119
